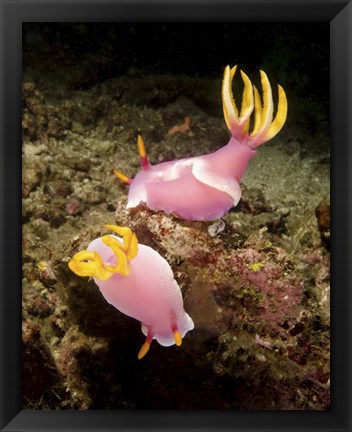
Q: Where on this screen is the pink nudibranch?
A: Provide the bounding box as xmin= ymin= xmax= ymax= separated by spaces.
xmin=68 ymin=225 xmax=194 ymax=359
xmin=115 ymin=65 xmax=287 ymax=221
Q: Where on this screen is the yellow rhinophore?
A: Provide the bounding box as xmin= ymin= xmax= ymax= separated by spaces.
xmin=113 ymin=170 xmax=132 ymax=185
xmin=173 ymin=330 xmax=182 ymax=346
xmin=113 ymin=135 xmax=150 ymax=184
xmin=137 ymin=134 xmax=150 ymax=169
xmin=137 ymin=134 xmax=147 ymax=158
xmin=138 ymin=339 xmax=151 ymax=360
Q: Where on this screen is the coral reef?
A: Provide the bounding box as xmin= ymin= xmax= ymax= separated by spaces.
xmin=22 ymin=24 xmax=330 ymax=410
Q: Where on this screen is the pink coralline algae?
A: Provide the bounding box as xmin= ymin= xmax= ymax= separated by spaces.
xmin=232 ymin=247 xmax=304 ymax=331
xmin=114 ymin=66 xmax=287 ymax=221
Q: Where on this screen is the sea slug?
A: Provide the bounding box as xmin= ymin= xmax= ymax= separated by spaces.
xmin=115 ymin=65 xmax=287 ymax=221
xmin=68 ymin=225 xmax=194 ymax=359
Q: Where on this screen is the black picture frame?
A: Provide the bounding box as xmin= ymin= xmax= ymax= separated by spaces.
xmin=1 ymin=0 xmax=351 ymax=431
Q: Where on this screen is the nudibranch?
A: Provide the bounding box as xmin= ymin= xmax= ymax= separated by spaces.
xmin=68 ymin=225 xmax=194 ymax=359
xmin=114 ymin=65 xmax=287 ymax=221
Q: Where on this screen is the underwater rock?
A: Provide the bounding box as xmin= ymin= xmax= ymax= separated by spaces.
xmin=237 ymin=187 xmax=272 ymax=215
xmin=315 ymin=198 xmax=330 ymax=249
xmin=207 ymin=219 xmax=226 ymax=237
xmin=21 ymin=50 xmax=330 ymax=409
xmin=66 ymin=199 xmax=81 ymax=215
xmin=22 ymin=321 xmax=65 ymax=408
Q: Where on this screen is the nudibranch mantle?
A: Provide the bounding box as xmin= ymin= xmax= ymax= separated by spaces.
xmin=69 ymin=225 xmax=194 ymax=359
xmin=115 ymin=66 xmax=287 ymax=221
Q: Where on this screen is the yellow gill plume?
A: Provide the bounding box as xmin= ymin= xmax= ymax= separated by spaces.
xmin=68 ymin=225 xmax=138 ymax=280
xmin=222 ymin=65 xmax=287 ymax=148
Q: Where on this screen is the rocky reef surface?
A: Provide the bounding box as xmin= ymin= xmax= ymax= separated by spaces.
xmin=22 ymin=31 xmax=330 ymax=409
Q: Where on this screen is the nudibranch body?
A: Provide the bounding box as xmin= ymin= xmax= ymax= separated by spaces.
xmin=68 ymin=225 xmax=194 ymax=359
xmin=115 ymin=66 xmax=287 ymax=221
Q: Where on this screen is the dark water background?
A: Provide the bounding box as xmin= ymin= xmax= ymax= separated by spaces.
xmin=23 ymin=22 xmax=329 ymax=126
